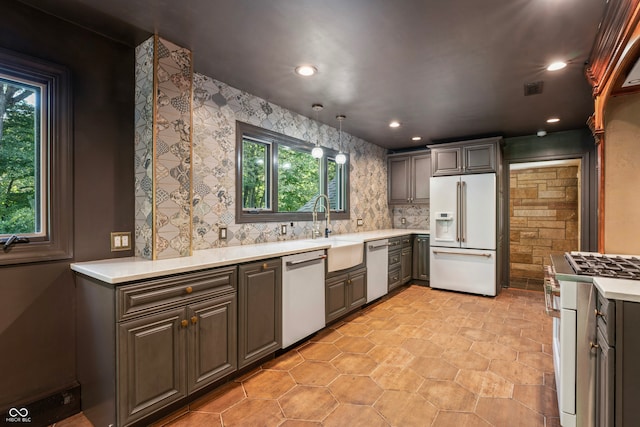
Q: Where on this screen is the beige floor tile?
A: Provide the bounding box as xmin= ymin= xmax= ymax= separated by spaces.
xmin=278 ymin=385 xmax=338 ymax=421
xmin=374 ymin=390 xmax=438 ymax=426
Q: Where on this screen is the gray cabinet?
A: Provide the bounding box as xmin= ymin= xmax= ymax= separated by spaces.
xmin=412 ymin=234 xmax=430 ymax=281
xmin=401 ymin=236 xmax=413 ymax=284
xmin=430 ymin=138 xmax=498 ymax=176
xmin=388 ymin=237 xmax=402 ymax=291
xmin=388 ymin=151 xmax=431 ymax=204
xmin=388 ymin=235 xmax=412 ymax=291
xmin=238 ymin=258 xmax=282 ymax=369
xmin=326 ymin=266 xmax=367 ymax=323
xmin=594 ymin=292 xmax=640 ymax=427
xmin=77 ymin=266 xmax=238 ymax=427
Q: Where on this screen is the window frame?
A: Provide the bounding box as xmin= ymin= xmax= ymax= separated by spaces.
xmin=0 ymin=47 xmax=72 ymax=265
xmin=236 ymin=121 xmax=350 ymax=223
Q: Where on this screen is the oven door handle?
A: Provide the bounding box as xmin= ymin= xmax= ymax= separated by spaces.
xmin=544 ymin=265 xmax=561 ymax=318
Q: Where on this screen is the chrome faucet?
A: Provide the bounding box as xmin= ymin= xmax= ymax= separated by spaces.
xmin=312 ymin=194 xmax=331 ymax=239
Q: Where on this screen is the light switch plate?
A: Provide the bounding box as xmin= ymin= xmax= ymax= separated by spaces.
xmin=219 ymin=226 xmax=227 ymax=240
xmin=357 ymin=218 xmax=364 ymax=226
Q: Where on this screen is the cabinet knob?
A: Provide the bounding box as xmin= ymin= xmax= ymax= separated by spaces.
xmin=185 ymin=286 xmax=193 ymax=294
xmin=181 ymin=319 xmax=188 ymax=328
xmin=594 ymin=309 xmax=604 ymax=318
xmin=590 ymin=341 xmax=599 ymax=350
xmin=347 ymin=279 xmax=351 ymax=284
xmin=263 ymin=263 xmax=268 ymax=270
xmin=191 ymin=316 xmax=198 ymax=324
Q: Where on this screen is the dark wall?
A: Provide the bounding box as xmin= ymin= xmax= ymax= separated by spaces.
xmin=0 ymin=0 xmax=135 ymax=408
xmin=504 ymin=128 xmax=598 ymax=251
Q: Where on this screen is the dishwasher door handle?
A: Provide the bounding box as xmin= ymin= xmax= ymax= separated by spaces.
xmin=368 ymin=243 xmax=388 ymax=250
xmin=285 ymin=254 xmax=327 ymax=267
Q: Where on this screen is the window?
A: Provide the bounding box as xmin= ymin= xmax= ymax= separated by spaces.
xmin=236 ymin=121 xmax=349 ymax=223
xmin=0 ymin=48 xmax=72 ymax=265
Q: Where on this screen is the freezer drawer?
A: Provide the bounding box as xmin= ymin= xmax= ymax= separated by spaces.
xmin=429 ymin=248 xmax=496 ymax=296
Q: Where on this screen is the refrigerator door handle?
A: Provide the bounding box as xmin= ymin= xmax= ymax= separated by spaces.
xmin=456 ymin=181 xmax=461 ymax=242
xmin=461 ymin=181 xmax=466 ymax=242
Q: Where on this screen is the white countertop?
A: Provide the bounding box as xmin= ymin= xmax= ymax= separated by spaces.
xmin=71 ymin=228 xmax=429 ymax=284
xmin=593 ymin=277 xmax=640 ymax=303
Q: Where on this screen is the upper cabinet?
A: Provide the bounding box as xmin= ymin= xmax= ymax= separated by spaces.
xmin=429 ymin=137 xmax=501 ymax=176
xmin=388 ymin=151 xmax=431 ymax=205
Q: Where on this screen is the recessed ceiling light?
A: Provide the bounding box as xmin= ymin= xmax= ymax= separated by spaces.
xmin=412 ymin=136 xmax=422 ymax=141
xmin=295 ymin=65 xmax=317 ymax=76
xmin=546 ymin=117 xmax=560 ymax=123
xmin=389 ymin=121 xmax=401 ymax=128
xmin=547 ymin=61 xmax=567 ymax=71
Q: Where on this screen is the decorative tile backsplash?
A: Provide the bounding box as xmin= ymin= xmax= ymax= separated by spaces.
xmin=134 ymin=36 xmax=193 ymax=259
xmin=135 ymin=36 xmax=429 ymax=258
xmin=391 ymin=205 xmax=430 ymax=229
xmin=191 ymin=74 xmax=393 ymax=249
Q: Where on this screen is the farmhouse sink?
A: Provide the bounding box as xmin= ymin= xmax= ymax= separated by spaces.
xmin=322 ymin=237 xmax=364 ymax=272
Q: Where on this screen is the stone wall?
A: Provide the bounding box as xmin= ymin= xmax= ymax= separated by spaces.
xmin=510 ymin=165 xmax=580 ymax=289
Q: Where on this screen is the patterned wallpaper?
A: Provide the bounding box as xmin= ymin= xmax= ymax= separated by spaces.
xmin=134 ymin=36 xmax=429 ymax=258
xmin=134 ymin=36 xmax=193 ymax=259
xmin=191 ymin=74 xmax=393 ymax=249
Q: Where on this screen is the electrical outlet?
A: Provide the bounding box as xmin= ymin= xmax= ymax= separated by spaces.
xmin=219 ymin=226 xmax=227 ymax=240
xmin=401 ymin=217 xmax=406 ymax=224
xmin=110 ymin=232 xmax=131 ymax=251
xmin=357 ymin=218 xmax=364 ymax=226
xmin=281 ymin=224 xmax=287 ymax=235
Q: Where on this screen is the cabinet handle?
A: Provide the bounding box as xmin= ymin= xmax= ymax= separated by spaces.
xmin=185 ymin=286 xmax=193 ymax=294
xmin=347 ymin=279 xmax=351 ymax=284
xmin=181 ymin=319 xmax=188 ymax=328
xmin=590 ymin=341 xmax=599 ymax=350
xmin=263 ymin=263 xmax=268 ymax=270
xmin=191 ymin=316 xmax=198 ymax=324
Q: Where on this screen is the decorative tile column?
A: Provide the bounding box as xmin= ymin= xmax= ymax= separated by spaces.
xmin=134 ymin=36 xmax=193 ymax=259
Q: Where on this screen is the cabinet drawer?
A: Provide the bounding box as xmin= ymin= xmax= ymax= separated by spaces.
xmin=401 ymin=235 xmax=412 ymax=248
xmin=388 ymin=250 xmax=401 ymax=266
xmin=118 ymin=267 xmax=237 ymax=321
xmin=388 ymin=267 xmax=401 ymax=291
xmin=596 ymin=294 xmax=615 ymax=345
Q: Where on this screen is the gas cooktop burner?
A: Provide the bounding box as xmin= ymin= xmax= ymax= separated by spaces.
xmin=565 ymin=253 xmax=640 ymax=280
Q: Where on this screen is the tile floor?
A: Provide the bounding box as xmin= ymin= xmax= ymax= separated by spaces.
xmin=54 ymin=285 xmax=558 ymax=427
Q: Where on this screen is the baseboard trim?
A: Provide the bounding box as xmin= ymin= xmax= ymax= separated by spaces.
xmin=0 ymin=383 xmax=80 ymax=427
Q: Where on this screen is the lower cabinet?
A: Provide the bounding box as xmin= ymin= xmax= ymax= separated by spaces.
xmin=594 ymin=293 xmax=640 ymax=427
xmin=412 ymin=234 xmax=430 ymax=281
xmin=401 ymin=236 xmax=413 ymax=284
xmin=117 ymin=293 xmax=237 ymax=425
xmin=326 ymin=266 xmax=367 ymax=323
xmin=77 ymin=266 xmax=238 ymax=427
xmin=238 ymin=258 xmax=282 ymax=369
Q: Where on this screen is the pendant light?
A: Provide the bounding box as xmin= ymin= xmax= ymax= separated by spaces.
xmin=311 ymin=104 xmax=324 ymax=159
xmin=335 ymin=115 xmax=347 ymax=165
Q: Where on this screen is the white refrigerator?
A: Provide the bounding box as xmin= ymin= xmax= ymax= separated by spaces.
xmin=429 ymin=173 xmax=497 ymax=296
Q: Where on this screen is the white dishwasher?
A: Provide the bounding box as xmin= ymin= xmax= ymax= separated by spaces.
xmin=366 ymin=239 xmax=389 ymax=302
xmin=281 ymin=250 xmax=326 ymax=348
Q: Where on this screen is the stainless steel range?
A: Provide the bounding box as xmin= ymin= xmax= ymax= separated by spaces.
xmin=565 ymin=253 xmax=640 ymax=280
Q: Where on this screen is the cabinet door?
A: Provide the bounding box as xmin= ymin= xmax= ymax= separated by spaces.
xmin=401 ymin=247 xmax=413 ymax=284
xmin=463 ymin=144 xmax=495 ymax=173
xmin=187 ymin=294 xmax=237 ymax=393
xmin=388 ymin=267 xmax=401 ymax=292
xmin=596 ymin=328 xmax=615 ymax=427
xmin=326 ymin=274 xmax=348 ymax=323
xmin=118 ymin=307 xmax=187 ymax=426
xmin=348 ymin=270 xmax=367 ymax=311
xmin=412 ymin=154 xmax=431 ymax=203
xmin=412 ymin=236 xmax=430 ymax=281
xmin=388 ymin=156 xmax=411 ymax=204
xmin=431 ymin=147 xmax=462 ymax=176
xmin=238 ymin=259 xmax=282 ymax=369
